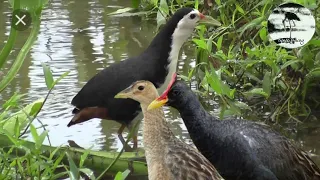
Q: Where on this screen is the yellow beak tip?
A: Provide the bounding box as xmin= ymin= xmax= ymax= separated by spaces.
xmin=147 ymin=99 xmax=167 ymax=111
xmin=114 ymin=93 xmax=126 ymax=99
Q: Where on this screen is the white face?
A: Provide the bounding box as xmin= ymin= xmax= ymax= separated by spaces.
xmin=177 ymin=9 xmax=203 ymax=29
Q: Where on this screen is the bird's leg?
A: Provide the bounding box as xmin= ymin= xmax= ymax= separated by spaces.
xmin=127 ymin=119 xmax=142 ymax=156
xmin=289 ymin=21 xmax=292 ymax=39
xmin=117 ymin=124 xmax=133 ymax=151
xmin=133 ymin=134 xmax=138 ymax=149
xmin=282 ymin=19 xmax=286 ymax=30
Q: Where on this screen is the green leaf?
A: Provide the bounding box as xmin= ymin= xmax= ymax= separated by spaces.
xmin=302 ymin=67 xmax=320 ymax=103
xmin=235 ymin=3 xmax=245 ymax=15
xmin=114 ymin=169 xmax=131 ymax=180
xmin=151 ymin=0 xmax=159 ymax=6
xmin=179 ymin=74 xmax=189 ymax=81
xmin=42 ymin=63 xmax=54 ymax=89
xmin=2 ymin=93 xmax=25 ymax=109
xmin=192 ymin=39 xmax=207 ymax=50
xmin=207 ymin=35 xmax=214 ymax=52
xmin=155 ymin=0 xmax=169 ymax=28
xmin=108 ymin=7 xmax=135 ymax=16
xmin=298 ymin=46 xmax=313 ymax=69
xmin=234 ymin=101 xmax=252 ymax=110
xmin=280 ymin=60 xmax=303 ymax=70
xmin=37 ymin=130 xmax=48 ymax=149
xmin=30 ymin=124 xmax=39 ymax=143
xmin=2 ymin=98 xmax=44 ymax=135
xmin=14 ymin=118 xmax=20 ymax=138
xmin=114 ymin=172 xmax=123 ymax=180
xmin=243 ymin=88 xmax=268 ymax=98
xmin=121 ymin=169 xmax=131 ymax=179
xmin=156 ymin=10 xmax=166 ymax=28
xmin=262 ymin=72 xmax=271 ymax=98
xmin=159 ymin=0 xmax=169 ymax=15
xmin=131 ymin=0 xmax=140 ymax=8
xmin=238 ymin=17 xmax=264 ymax=37
xmin=9 ymin=0 xmax=49 ymax=12
xmin=80 ymin=168 xmax=96 ymax=180
xmin=52 ymin=150 xmax=67 ymax=173
xmin=194 ymin=0 xmax=199 ymax=9
xmin=205 ymin=69 xmax=222 ymax=94
xmin=66 ymin=152 xmax=80 ymax=180
xmin=227 ymin=99 xmax=242 ymax=115
xmin=52 ymin=71 xmax=70 ymax=87
xmin=192 ymin=39 xmax=208 ymax=50
xmin=2 ymin=129 xmax=18 ymax=145
xmin=52 ymin=172 xmax=69 ymax=179
xmin=80 ymin=147 xmax=93 ymax=168
xmin=259 ymin=27 xmax=267 ymax=42
xmin=308 ymin=39 xmax=320 ymax=46
xmin=216 ymin=35 xmax=223 ymax=51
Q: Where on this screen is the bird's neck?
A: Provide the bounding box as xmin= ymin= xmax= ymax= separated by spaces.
xmin=146 ymin=25 xmax=192 ymax=92
xmin=164 ymin=27 xmax=193 ymax=88
xmin=140 ymin=103 xmax=175 ymax=159
xmin=178 ymin=95 xmax=218 ymax=133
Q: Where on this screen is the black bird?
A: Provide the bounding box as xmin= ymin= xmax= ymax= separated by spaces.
xmin=148 ymin=73 xmax=320 ymax=180
xmin=68 ymin=8 xmax=209 ymax=149
xmin=282 ymin=11 xmax=300 ymax=28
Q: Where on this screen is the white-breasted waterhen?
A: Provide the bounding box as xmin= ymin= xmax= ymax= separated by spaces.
xmin=68 ymin=7 xmax=219 ymax=149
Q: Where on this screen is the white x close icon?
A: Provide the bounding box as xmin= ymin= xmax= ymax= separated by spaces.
xmin=15 ymin=14 xmax=26 ymax=26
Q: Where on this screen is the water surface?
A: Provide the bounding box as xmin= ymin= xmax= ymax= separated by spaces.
xmin=0 ymin=0 xmax=319 ymax=172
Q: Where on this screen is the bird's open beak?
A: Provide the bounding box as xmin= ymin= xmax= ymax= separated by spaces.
xmin=147 ymin=97 xmax=168 ymax=110
xmin=114 ymin=86 xmax=133 ymax=99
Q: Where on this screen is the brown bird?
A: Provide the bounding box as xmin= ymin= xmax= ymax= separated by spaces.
xmin=114 ymin=79 xmax=223 ymax=180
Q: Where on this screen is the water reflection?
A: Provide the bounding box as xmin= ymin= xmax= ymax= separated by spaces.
xmin=0 ymin=0 xmax=319 ymax=169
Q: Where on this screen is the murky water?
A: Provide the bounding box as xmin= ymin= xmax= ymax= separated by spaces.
xmin=0 ymin=0 xmax=319 ymax=175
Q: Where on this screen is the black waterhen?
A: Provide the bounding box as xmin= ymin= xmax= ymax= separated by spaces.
xmin=68 ymin=8 xmax=207 ymax=149
xmin=148 ymin=73 xmax=320 ymax=180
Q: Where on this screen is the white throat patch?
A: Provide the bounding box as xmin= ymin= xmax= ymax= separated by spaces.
xmin=159 ymin=9 xmax=199 ymax=93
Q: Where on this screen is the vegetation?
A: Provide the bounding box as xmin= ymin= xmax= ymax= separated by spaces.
xmin=0 ymin=0 xmax=319 ymax=179
xmin=115 ymin=0 xmax=320 ymax=124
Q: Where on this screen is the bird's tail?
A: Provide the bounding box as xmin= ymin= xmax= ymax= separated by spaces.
xmin=67 ymin=107 xmax=108 ymax=127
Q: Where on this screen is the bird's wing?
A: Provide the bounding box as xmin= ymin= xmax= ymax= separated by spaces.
xmin=165 ymin=142 xmax=223 ymax=180
xmin=71 ymin=57 xmax=151 ymax=108
xmin=238 ymin=121 xmax=320 ymax=179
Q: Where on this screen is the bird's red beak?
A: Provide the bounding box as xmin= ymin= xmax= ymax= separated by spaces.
xmin=199 ymin=13 xmax=205 ymax=20
xmin=147 ymin=73 xmax=177 ymax=110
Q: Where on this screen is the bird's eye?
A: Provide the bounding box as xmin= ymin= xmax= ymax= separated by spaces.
xmin=189 ymin=14 xmax=196 ymax=19
xmin=172 ymin=90 xmax=180 ymax=95
xmin=138 ymin=86 xmax=144 ymax=91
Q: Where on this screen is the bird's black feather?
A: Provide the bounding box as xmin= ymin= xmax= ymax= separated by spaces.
xmin=70 ymin=8 xmax=195 ymax=125
xmin=165 ymin=80 xmax=320 ymax=180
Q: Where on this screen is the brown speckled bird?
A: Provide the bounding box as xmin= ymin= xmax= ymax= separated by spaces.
xmin=115 ymin=79 xmax=223 ymax=180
